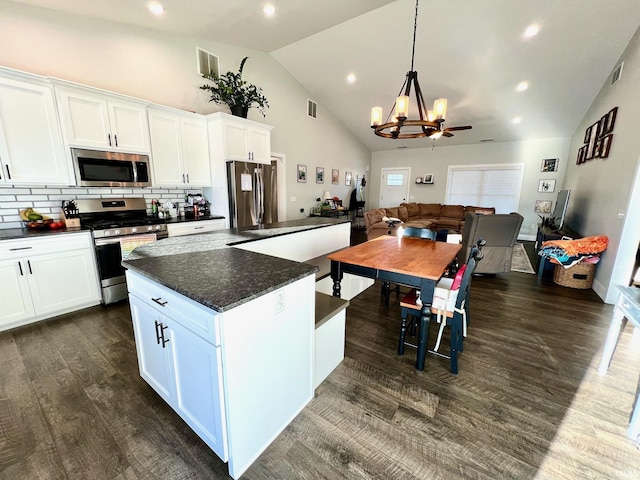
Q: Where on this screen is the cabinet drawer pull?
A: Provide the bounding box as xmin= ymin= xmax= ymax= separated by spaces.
xmin=152 ymin=297 xmax=168 ymax=307
xmin=194 ymin=226 xmax=205 ymax=230
xmin=154 ymin=320 xmax=162 ymax=344
xmin=10 ymin=246 xmax=33 ymax=251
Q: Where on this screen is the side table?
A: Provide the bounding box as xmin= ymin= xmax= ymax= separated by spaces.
xmin=598 ymin=285 xmax=640 ymax=445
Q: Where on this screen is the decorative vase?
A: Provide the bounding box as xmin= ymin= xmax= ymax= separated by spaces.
xmin=230 ymin=106 xmax=249 ymax=118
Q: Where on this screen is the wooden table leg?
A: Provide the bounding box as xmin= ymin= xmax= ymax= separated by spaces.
xmin=598 ymin=302 xmax=626 ymax=376
xmin=330 ymin=260 xmax=343 ymax=298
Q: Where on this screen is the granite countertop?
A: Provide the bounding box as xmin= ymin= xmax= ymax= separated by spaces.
xmin=0 ymin=226 xmax=90 ymax=240
xmin=123 ymin=217 xmax=349 ymax=312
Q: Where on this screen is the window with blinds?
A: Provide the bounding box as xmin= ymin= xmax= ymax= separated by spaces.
xmin=445 ymin=164 xmax=524 ymax=213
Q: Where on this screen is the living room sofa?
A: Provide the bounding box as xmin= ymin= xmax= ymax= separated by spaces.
xmin=364 ymin=203 xmax=496 ymax=240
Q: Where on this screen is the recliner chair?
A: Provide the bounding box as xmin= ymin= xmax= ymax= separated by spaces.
xmin=457 ymin=212 xmax=524 ymax=274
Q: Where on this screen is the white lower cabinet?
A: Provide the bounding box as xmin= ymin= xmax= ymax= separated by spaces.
xmin=126 ymin=270 xmax=315 ymax=479
xmin=0 ymin=232 xmax=101 ymax=332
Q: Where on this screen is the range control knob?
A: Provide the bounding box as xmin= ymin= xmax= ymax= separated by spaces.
xmin=103 ymin=230 xmax=112 ymax=237
xmin=131 ymin=227 xmax=138 ymax=233
xmin=114 ymin=229 xmax=121 ymax=236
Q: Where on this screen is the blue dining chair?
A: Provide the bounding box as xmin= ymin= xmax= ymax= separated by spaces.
xmin=397 ymin=241 xmax=484 ymax=374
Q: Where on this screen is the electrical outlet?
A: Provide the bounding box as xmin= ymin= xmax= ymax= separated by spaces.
xmin=299 ymin=208 xmax=305 ymax=213
xmin=290 ymin=196 xmax=296 ymax=202
xmin=274 ymin=289 xmax=284 ymax=314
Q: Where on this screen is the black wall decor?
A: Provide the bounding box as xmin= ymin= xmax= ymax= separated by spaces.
xmin=577 ymin=107 xmax=617 ymax=164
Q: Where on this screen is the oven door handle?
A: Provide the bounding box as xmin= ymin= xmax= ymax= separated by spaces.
xmin=94 ymin=237 xmax=125 ymax=246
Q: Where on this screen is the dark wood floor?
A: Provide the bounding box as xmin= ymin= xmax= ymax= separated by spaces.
xmin=2 ymin=242 xmax=640 ymax=479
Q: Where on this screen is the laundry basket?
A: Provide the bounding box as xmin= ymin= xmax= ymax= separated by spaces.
xmin=553 ymin=262 xmax=595 ymax=289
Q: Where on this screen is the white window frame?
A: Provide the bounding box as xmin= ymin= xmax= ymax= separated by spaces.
xmin=445 ymin=163 xmax=525 ymax=213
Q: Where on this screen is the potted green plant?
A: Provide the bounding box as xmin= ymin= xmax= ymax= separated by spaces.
xmin=200 ymin=57 xmax=269 ymax=118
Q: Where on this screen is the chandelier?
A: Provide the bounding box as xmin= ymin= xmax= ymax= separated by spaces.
xmin=370 ymin=0 xmax=471 ymax=140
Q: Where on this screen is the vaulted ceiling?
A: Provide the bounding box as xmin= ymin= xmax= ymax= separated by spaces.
xmin=8 ymin=0 xmax=640 ymax=152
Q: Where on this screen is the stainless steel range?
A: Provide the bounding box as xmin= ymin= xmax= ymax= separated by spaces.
xmin=77 ymin=198 xmax=168 ymax=304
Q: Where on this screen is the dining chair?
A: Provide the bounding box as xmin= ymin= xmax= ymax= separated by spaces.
xmin=398 ymin=241 xmax=484 ymax=374
xmin=381 ymin=226 xmax=437 ymax=305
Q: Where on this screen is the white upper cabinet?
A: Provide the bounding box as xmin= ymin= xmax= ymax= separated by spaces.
xmin=148 ymin=106 xmax=211 ymax=187
xmin=207 ymin=112 xmax=273 ymax=165
xmin=55 ymin=84 xmax=151 ymax=153
xmin=0 ymin=68 xmax=73 ymax=185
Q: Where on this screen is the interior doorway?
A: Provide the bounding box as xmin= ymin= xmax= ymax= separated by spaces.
xmin=379 ymin=167 xmax=411 ymax=207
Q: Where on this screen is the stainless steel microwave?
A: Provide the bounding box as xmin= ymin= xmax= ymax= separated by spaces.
xmin=71 ymin=148 xmax=151 ymax=187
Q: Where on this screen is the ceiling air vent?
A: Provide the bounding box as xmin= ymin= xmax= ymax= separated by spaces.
xmin=307 ymin=99 xmax=317 ymax=119
xmin=611 ymin=62 xmax=623 ymax=85
xmin=197 ymin=47 xmax=219 ymax=77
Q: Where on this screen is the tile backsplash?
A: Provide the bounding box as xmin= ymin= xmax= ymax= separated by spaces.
xmin=0 ymin=185 xmax=203 ymax=229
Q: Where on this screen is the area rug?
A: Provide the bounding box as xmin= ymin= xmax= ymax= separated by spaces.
xmin=511 ymin=243 xmax=536 ymax=274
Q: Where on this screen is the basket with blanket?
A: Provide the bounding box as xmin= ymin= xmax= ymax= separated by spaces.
xmin=539 ymin=235 xmax=609 ymax=288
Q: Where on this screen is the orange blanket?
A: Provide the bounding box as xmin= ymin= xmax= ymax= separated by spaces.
xmin=542 ymin=235 xmax=608 ymax=257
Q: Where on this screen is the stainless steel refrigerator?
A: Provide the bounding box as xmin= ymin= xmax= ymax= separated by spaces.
xmin=227 ymin=160 xmax=278 ymax=228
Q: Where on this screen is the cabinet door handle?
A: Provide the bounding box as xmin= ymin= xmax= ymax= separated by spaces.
xmin=114 ymin=134 xmax=118 ymax=147
xmin=152 ymin=297 xmax=168 ymax=307
xmin=10 ymin=246 xmax=32 ymax=251
xmin=27 ymin=260 xmax=32 ymax=275
xmin=154 ymin=320 xmax=162 ymax=344
xmin=182 ymin=174 xmax=185 ymax=184
xmin=186 ymin=173 xmax=189 ymax=184
xmin=18 ymin=261 xmax=24 ymax=276
xmin=160 ymin=324 xmax=170 ymax=348
xmin=107 ymin=133 xmax=112 ymax=146
xmin=5 ymin=165 xmax=10 ymax=180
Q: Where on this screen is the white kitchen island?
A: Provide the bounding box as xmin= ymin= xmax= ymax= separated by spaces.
xmin=122 ymin=219 xmax=354 ymax=479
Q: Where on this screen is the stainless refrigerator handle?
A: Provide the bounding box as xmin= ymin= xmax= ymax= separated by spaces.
xmin=257 ymin=168 xmax=264 ymax=223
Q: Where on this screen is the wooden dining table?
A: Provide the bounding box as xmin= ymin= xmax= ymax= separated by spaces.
xmin=328 ymin=235 xmax=461 ymax=371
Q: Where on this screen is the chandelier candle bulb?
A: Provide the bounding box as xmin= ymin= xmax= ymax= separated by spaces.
xmin=395 ymin=95 xmax=410 ymax=119
xmin=433 ymin=98 xmax=448 ymax=119
xmin=371 ymin=107 xmax=383 ymax=126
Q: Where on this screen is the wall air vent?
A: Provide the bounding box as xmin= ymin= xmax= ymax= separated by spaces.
xmin=611 ymin=62 xmax=623 ymax=85
xmin=307 ymin=99 xmax=317 ymax=119
xmin=197 ymin=47 xmax=219 ymax=77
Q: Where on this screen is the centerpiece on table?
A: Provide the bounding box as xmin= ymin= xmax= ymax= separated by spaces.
xmin=200 ymin=57 xmax=269 ymax=118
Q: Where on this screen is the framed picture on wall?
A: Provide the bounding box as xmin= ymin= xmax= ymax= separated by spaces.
xmin=345 ymin=171 xmax=352 ymax=186
xmin=537 ymin=179 xmax=556 ymax=193
xmin=541 ymin=158 xmax=558 ymax=172
xmin=332 ymin=169 xmax=339 ymax=184
xmin=316 ymin=167 xmax=324 ymax=183
xmin=297 ymin=164 xmax=307 ymax=183
xmin=534 ymin=200 xmax=552 ymax=214
xmin=423 ymin=173 xmax=434 ymax=184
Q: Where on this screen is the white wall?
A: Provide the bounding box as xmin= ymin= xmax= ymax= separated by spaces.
xmin=371 ymin=137 xmax=571 ymax=240
xmin=562 ymin=25 xmax=640 ymax=303
xmin=0 ymin=1 xmax=370 ymax=221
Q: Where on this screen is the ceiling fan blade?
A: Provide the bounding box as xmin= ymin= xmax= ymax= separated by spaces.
xmin=443 ymin=125 xmax=472 ymax=132
xmin=442 ymin=131 xmax=454 ymax=137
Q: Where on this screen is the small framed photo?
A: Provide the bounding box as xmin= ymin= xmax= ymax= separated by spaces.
xmin=423 ymin=173 xmax=434 ymax=184
xmin=537 ymin=179 xmax=556 ymax=193
xmin=297 ymin=164 xmax=307 ymax=183
xmin=576 ymin=145 xmax=587 ymax=165
xmin=600 ymin=133 xmax=614 ymax=158
xmin=534 ymin=200 xmax=552 ymax=214
xmin=332 ymin=169 xmax=339 ymax=185
xmin=604 ymin=106 xmax=618 ymax=134
xmin=316 ymin=167 xmax=324 ymax=184
xmin=541 ymin=158 xmax=558 ymax=172
xmin=345 ymin=171 xmax=352 ymax=186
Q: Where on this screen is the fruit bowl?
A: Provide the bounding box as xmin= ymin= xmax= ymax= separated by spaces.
xmin=25 ymin=219 xmax=54 ymax=230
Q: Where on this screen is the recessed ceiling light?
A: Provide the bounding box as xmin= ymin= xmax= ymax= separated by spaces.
xmin=346 ymin=73 xmax=356 ymax=84
xmin=512 ymin=116 xmax=522 ymax=124
xmin=148 ymin=2 xmax=164 ymax=15
xmin=524 ymin=24 xmax=539 ymax=39
xmin=263 ymin=4 xmax=276 ymax=16
xmin=516 ymin=81 xmax=529 ymax=92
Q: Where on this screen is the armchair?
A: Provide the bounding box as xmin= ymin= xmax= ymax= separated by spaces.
xmin=458 ymin=212 xmax=524 ymax=274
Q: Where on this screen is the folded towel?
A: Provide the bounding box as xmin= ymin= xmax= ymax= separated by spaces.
xmin=541 ymin=235 xmax=608 ymax=257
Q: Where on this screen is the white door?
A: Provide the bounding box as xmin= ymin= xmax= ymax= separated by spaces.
xmin=56 ymin=88 xmax=112 ymax=149
xmin=148 ymin=110 xmax=183 ymax=186
xmin=129 ymin=296 xmax=175 ymax=404
xmin=107 ymin=100 xmax=150 ymax=152
xmin=223 ymin=121 xmax=249 ymax=160
xmin=27 ymin=249 xmax=101 ymax=316
xmin=379 ymin=167 xmax=411 ymax=207
xmin=181 ymin=116 xmax=211 ymax=186
xmin=0 ymin=259 xmax=35 ymax=327
xmin=0 ymin=77 xmax=72 ymax=185
xmin=249 ymin=127 xmax=271 ymax=164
